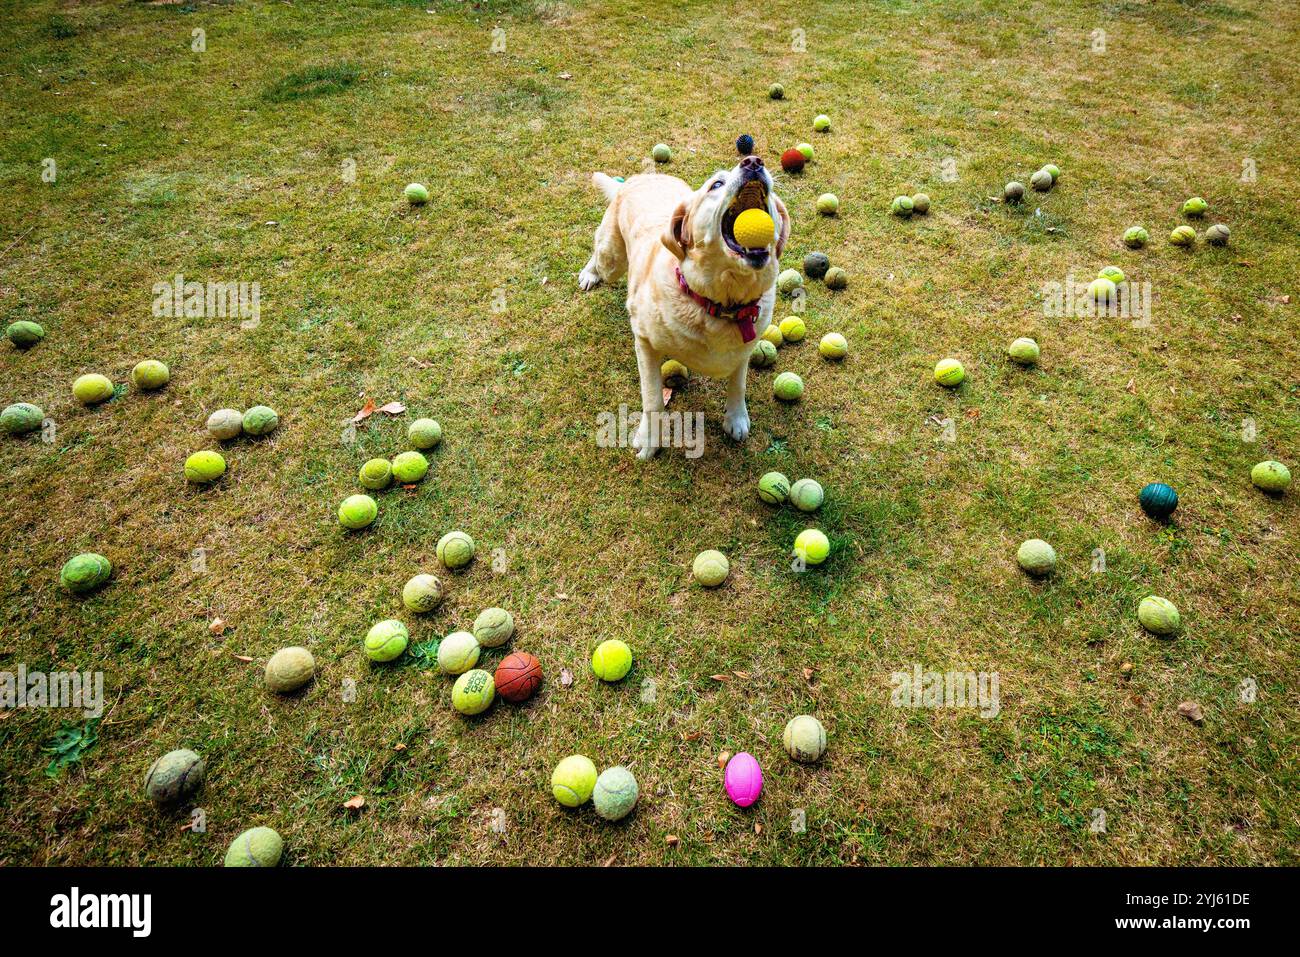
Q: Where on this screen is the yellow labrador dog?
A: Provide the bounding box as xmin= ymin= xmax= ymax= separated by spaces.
xmin=580 ymin=155 xmax=789 ymax=459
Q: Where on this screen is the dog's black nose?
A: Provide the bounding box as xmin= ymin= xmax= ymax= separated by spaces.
xmin=739 ymin=155 xmax=764 ymax=172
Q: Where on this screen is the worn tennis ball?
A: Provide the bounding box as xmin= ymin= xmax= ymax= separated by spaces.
xmin=732 ymin=208 xmax=775 ymax=248
xmin=736 ymin=134 xmax=754 ymax=156
xmin=224 ymin=826 xmax=283 ymax=867
xmin=452 ymin=668 xmax=496 ymax=715
xmin=803 ymin=251 xmax=830 ymax=279
xmin=1016 ymin=539 xmax=1056 ymax=576
xmin=777 ymin=268 xmax=803 ymax=296
xmin=1008 ymin=337 xmax=1040 ymax=365
xmin=436 ymin=530 xmax=475 ymax=569
xmin=1030 ymin=168 xmax=1053 ymax=192
xmin=796 ymin=143 xmax=815 ymax=162
xmin=1182 ymin=197 xmax=1208 ymax=217
xmin=750 ymin=339 xmax=778 ymax=368
xmin=402 ymin=573 xmax=443 ymax=613
xmin=437 ymin=631 xmax=481 ymax=675
xmin=591 ymin=639 xmax=633 ymax=681
xmin=6 ymin=321 xmax=45 ymax=349
xmin=408 ymin=418 xmax=442 ymax=450
xmin=1137 ymin=596 xmax=1181 ymax=637
xmin=761 ymin=324 xmax=784 ymax=347
xmin=60 ymin=552 xmax=112 ymax=594
xmin=1004 ymin=181 xmax=1025 ymax=203
xmin=816 ymin=193 xmax=839 ymax=216
xmin=338 ymin=493 xmax=378 ymax=530
xmin=2 ymin=402 xmax=44 ymax=435
xmin=824 ymin=266 xmax=848 ymax=289
xmin=206 ymin=409 xmax=243 ymax=440
xmin=790 ymin=478 xmax=824 ymax=512
xmin=132 ymin=359 xmax=170 ymax=390
xmin=911 ymin=193 xmax=931 ymax=214
xmin=692 ymin=549 xmax=730 ymax=587
xmin=934 ymin=358 xmax=965 ymax=387
xmin=364 ymin=619 xmax=409 ymax=662
xmin=391 ymin=450 xmax=429 ymax=483
xmin=661 ymin=359 xmax=689 ymax=389
xmin=1098 ymin=265 xmax=1125 ymax=286
xmin=1123 ymin=226 xmax=1150 ymax=249
xmin=1169 ymin=225 xmax=1197 ymax=247
xmin=243 ymin=405 xmax=279 ymax=436
xmin=780 ymin=148 xmax=806 ymax=174
xmin=265 ymin=646 xmax=315 ymax=694
xmin=1250 ymin=460 xmax=1291 ymax=493
xmin=891 ymin=195 xmax=913 ymax=217
xmin=819 ymin=332 xmax=847 ymax=359
xmin=551 ymin=755 xmax=597 ymax=807
xmin=778 ymin=316 xmax=806 ymax=342
xmin=72 ymin=373 xmax=114 ymax=405
xmin=773 ymin=371 xmax=804 ymax=401
xmin=652 ymin=143 xmax=671 ymax=163
xmin=1089 ymin=277 xmax=1117 ymax=306
xmin=184 ymin=450 xmax=226 ymax=484
xmin=812 ymin=114 xmax=831 ymax=132
xmin=592 ymin=766 xmax=639 ymax=821
xmin=1205 ymin=223 xmax=1230 ymax=246
xmin=145 ymin=749 xmax=205 ymax=805
xmin=793 ymin=528 xmax=830 ymax=565
xmin=757 ymin=471 xmax=791 ymax=505
xmin=358 ymin=458 xmax=392 ymax=490
xmin=768 ymin=83 xmax=784 ymax=99
xmin=1043 ymin=163 xmax=1061 ymax=182
xmin=1139 ymin=482 xmax=1179 ymax=519
xmin=782 ymin=715 xmax=827 ymax=763
xmin=472 ymin=607 xmax=515 ymax=648
xmin=404 ymin=182 xmax=429 ymax=204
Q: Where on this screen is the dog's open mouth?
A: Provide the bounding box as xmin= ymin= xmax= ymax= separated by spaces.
xmin=721 ymin=179 xmax=772 ymax=266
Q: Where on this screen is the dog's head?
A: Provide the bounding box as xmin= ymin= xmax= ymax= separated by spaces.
xmin=662 ymin=156 xmax=789 ymax=302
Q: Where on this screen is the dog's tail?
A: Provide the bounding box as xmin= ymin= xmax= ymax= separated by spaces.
xmin=592 ymin=172 xmax=621 ymax=204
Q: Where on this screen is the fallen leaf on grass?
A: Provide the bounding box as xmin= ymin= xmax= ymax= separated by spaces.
xmin=352 ymin=398 xmax=376 ymax=422
xmin=394 ymin=743 xmax=406 ymax=752
xmin=682 ymin=731 xmax=702 ymax=742
xmin=560 ymin=668 xmax=574 ymax=688
xmin=231 ymin=654 xmax=253 ymax=663
xmin=718 ymin=751 xmax=730 ymax=768
xmin=665 ymin=835 xmax=679 ymax=847
xmin=343 ymin=795 xmax=366 ymax=810
xmin=209 ymin=617 xmax=227 ymax=635
xmin=732 ymin=670 xmax=750 ymax=679
xmin=602 ymin=853 xmax=616 ymax=866
xmin=802 ymin=667 xmax=817 ymax=683
xmin=376 ymin=402 xmax=406 ymax=416
xmin=755 ymin=823 xmax=763 ymax=835
xmin=1177 ymin=701 xmax=1204 ymax=724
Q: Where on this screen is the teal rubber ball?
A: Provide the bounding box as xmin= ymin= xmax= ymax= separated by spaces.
xmin=1139 ymin=482 xmax=1178 ymax=520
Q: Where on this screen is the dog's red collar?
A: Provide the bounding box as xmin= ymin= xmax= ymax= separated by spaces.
xmin=676 ymin=267 xmax=759 ymax=343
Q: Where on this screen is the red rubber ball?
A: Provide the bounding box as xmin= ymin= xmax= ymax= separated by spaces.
xmin=780 ymin=148 xmax=806 ymax=173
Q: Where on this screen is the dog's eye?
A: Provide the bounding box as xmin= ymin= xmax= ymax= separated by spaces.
xmin=709 ymin=180 xmax=725 ymax=190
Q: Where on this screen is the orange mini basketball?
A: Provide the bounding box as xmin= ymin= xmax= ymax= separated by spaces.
xmin=494 ymin=652 xmax=543 ymax=703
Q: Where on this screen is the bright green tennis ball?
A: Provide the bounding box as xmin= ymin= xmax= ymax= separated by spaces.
xmin=184 ymin=450 xmax=226 ymax=484
xmin=364 ymin=619 xmax=409 ymax=662
xmin=1123 ymin=226 xmax=1149 ymax=248
xmin=6 ymin=321 xmax=45 ymax=349
xmin=452 ymin=668 xmax=496 ymax=715
xmin=782 ymin=715 xmax=827 ymax=763
xmin=1008 ymin=337 xmax=1040 ymax=365
xmin=812 ymin=114 xmax=831 ymax=132
xmin=652 ymin=143 xmax=671 ymax=163
xmin=359 ymin=458 xmax=392 ymax=490
xmin=1030 ymin=168 xmax=1053 ymax=192
xmin=224 ymin=826 xmax=283 ymax=867
xmin=758 ymin=471 xmax=791 ymax=505
xmin=60 ymin=552 xmax=111 ymax=594
xmin=891 ymin=195 xmax=914 ymax=217
xmin=1043 ymin=164 xmax=1061 ymax=182
xmin=790 ymin=478 xmax=824 ymax=512
xmin=778 ymin=316 xmax=806 ymax=341
xmin=405 ymin=182 xmax=429 ymax=204
xmin=1205 ymin=223 xmax=1230 ymax=246
xmin=1016 ymin=539 xmax=1057 ymax=576
xmin=819 ymin=332 xmax=847 ymax=359
xmin=591 ymin=639 xmax=632 ymax=681
xmin=750 ymin=339 xmax=778 ymax=368
xmin=777 ymin=269 xmax=803 ymax=296
xmin=264 ymin=647 xmax=315 ymax=694
xmin=816 ymin=193 xmax=839 ymax=216
xmin=206 ymin=409 xmax=244 ymax=440
xmin=551 ymin=755 xmax=597 ymax=807
xmin=793 ymin=528 xmax=830 ymax=565
xmin=692 ymin=549 xmax=730 ymax=587
xmin=1137 ymin=596 xmax=1181 ymax=637
xmin=1089 ymin=277 xmax=1117 ymax=306
xmin=145 ymin=748 xmax=205 ymax=805
xmin=761 ymin=324 xmax=784 ymax=347
xmin=773 ymin=371 xmax=804 ymax=402
xmin=824 ymin=266 xmax=848 ymax=289
xmin=661 ymin=359 xmax=689 ymax=389
xmin=409 ymin=418 xmax=442 ymax=450
xmin=1169 ymin=225 xmax=1197 ymax=247
xmin=1250 ymin=460 xmax=1291 ymax=493
xmin=338 ymin=493 xmax=378 ymax=530
xmin=1 ymin=403 xmax=44 ymax=435
xmin=1098 ymin=265 xmax=1125 ymax=286
xmin=391 ymin=450 xmax=429 ymax=483
xmin=132 ymin=359 xmax=170 ymax=390
xmin=242 ymin=405 xmax=279 ymax=436
xmin=934 ymin=358 xmax=965 ymax=387
xmin=472 ymin=607 xmax=515 ymax=648
xmin=1182 ymin=196 xmax=1208 ymax=217
xmin=732 ymin=208 xmax=775 ymax=248
xmin=437 ymin=631 xmax=481 ymax=675
xmin=768 ymin=83 xmax=784 ymax=99
xmin=402 ymin=573 xmax=443 ymax=613
xmin=437 ymin=530 xmax=475 ymax=569
xmin=592 ymin=766 xmax=639 ymax=821
xmin=796 ymin=143 xmax=815 ymax=162
xmin=72 ymin=373 xmax=114 ymax=405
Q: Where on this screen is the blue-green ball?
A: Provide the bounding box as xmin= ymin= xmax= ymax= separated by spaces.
xmin=1138 ymin=483 xmax=1178 ymax=519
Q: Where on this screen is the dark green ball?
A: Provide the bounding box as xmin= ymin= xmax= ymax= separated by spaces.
xmin=803 ymin=252 xmax=830 ymax=279
xmin=1139 ymin=483 xmax=1178 ymax=519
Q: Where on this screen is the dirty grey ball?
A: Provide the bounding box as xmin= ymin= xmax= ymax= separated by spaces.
xmin=1030 ymin=168 xmax=1053 ymax=192
xmin=1004 ymin=181 xmax=1025 ymax=202
xmin=144 ymin=749 xmax=206 ymax=805
xmin=803 ymin=252 xmax=830 ymax=279
xmin=1205 ymin=223 xmax=1230 ymax=246
xmin=206 ymin=408 xmax=244 ymax=440
xmin=910 ymin=193 xmax=931 ymax=214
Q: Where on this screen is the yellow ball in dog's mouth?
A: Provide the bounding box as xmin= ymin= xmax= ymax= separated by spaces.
xmin=731 ymin=208 xmax=775 ymax=249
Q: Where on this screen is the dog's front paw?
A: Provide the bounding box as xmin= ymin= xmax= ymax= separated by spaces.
xmin=631 ymin=416 xmax=660 ymax=459
xmin=578 ymin=266 xmax=603 ymax=291
xmin=723 ymin=405 xmax=751 ymax=442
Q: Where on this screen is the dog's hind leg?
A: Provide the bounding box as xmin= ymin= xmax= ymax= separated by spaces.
xmin=579 ymin=177 xmax=627 ymax=291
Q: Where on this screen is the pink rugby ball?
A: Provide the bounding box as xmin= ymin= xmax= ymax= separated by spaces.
xmin=724 ymin=751 xmax=763 ymax=808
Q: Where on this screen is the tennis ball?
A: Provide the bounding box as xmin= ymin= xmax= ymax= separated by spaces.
xmin=736 ymin=134 xmax=754 ymax=156
xmin=145 ymin=749 xmax=205 ymax=805
xmin=1004 ymin=181 xmax=1025 ymax=203
xmin=452 ymin=668 xmax=496 ymax=715
xmin=591 ymin=639 xmax=632 ymax=682
xmin=72 ymin=373 xmax=114 ymax=405
xmin=782 ymin=715 xmax=827 ymax=763
xmin=761 ymin=324 xmax=784 ymax=347
xmin=812 ymin=114 xmax=831 ymax=132
xmin=1250 ymin=460 xmax=1291 ymax=493
xmin=132 ymin=359 xmax=170 ymax=390
xmin=409 ymin=418 xmax=442 ymax=450
xmin=265 ymin=647 xmax=315 ymax=694
xmin=1123 ymin=226 xmax=1150 ymax=248
xmin=778 ymin=316 xmax=806 ymax=342
xmin=359 ymin=457 xmax=392 ymax=490
xmin=437 ymin=631 xmax=481 ymax=675
xmin=692 ymin=549 xmax=730 ymax=587
xmin=797 ymin=143 xmax=815 ymax=162
xmin=405 ymin=183 xmax=429 ymax=204
xmin=6 ymin=321 xmax=44 ymax=349
xmin=757 ymin=471 xmax=791 ymax=505
xmin=60 ymin=553 xmax=112 ymax=594
xmin=733 ymin=208 xmax=775 ymax=248
xmin=819 ymin=332 xmax=847 ymax=359
xmin=436 ymin=530 xmax=475 ymax=569
xmin=364 ymin=620 xmax=409 ymax=662
xmin=1098 ymin=265 xmax=1126 ymax=286
xmin=768 ymin=83 xmax=784 ymax=99
xmin=777 ymin=269 xmax=803 ymax=296
xmin=592 ymin=766 xmax=639 ymax=821
xmin=780 ymin=148 xmax=806 ymax=174
xmin=1016 ymin=539 xmax=1056 ymax=576
xmin=816 ymin=193 xmax=839 ymax=216
xmin=793 ymin=528 xmax=830 ymax=565
xmin=1137 ymin=596 xmax=1181 ymax=637
xmin=911 ymin=193 xmax=931 ymax=214
xmin=934 ymin=358 xmax=965 ymax=387
xmin=824 ymin=266 xmax=847 ymax=289
xmin=206 ymin=409 xmax=244 ymax=440
xmin=338 ymin=493 xmax=378 ymax=530
xmin=1205 ymin=224 xmax=1230 ymax=246
xmin=243 ymin=405 xmax=279 ymax=436
xmin=661 ymin=359 xmax=689 ymax=389
xmin=1030 ymin=168 xmax=1053 ymax=192
xmin=402 ymin=573 xmax=443 ymax=613
xmin=551 ymin=755 xmax=597 ymax=807
xmin=1008 ymin=337 xmax=1040 ymax=365
xmin=750 ymin=339 xmax=778 ymax=368
xmin=1089 ymin=277 xmax=1117 ymax=306
xmin=1138 ymin=482 xmax=1179 ymax=519
xmin=224 ymin=826 xmax=283 ymax=867
xmin=803 ymin=251 xmax=830 ymax=279
xmin=473 ymin=607 xmax=515 ymax=648
xmin=652 ymin=143 xmax=671 ymax=163
xmin=391 ymin=450 xmax=429 ymax=483
xmin=1182 ymin=197 xmax=1208 ymax=217
xmin=184 ymin=450 xmax=226 ymax=484
xmin=790 ymin=478 xmax=824 ymax=512
xmin=1170 ymin=225 xmax=1197 ymax=247
xmin=2 ymin=403 xmax=44 ymax=435
xmin=891 ymin=195 xmax=914 ymax=217
xmin=773 ymin=371 xmax=804 ymax=401
xmin=1043 ymin=164 xmax=1061 ymax=182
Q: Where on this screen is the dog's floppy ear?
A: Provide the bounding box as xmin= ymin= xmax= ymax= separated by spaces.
xmin=772 ymin=194 xmax=791 ymax=259
xmin=662 ymin=200 xmax=691 ymax=260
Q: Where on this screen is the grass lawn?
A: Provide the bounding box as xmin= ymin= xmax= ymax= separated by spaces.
xmin=0 ymin=0 xmax=1296 ymax=866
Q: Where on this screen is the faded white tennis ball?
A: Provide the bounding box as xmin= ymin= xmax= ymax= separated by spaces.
xmin=777 ymin=269 xmax=803 ymax=296
xmin=402 ymin=574 xmax=443 ymax=613
xmin=789 ymin=478 xmax=824 ymax=512
xmin=472 ymin=607 xmax=515 ymax=648
xmin=1016 ymin=539 xmax=1056 ymax=576
xmin=265 ymin=647 xmax=315 ymax=694
xmin=144 ymin=748 xmax=206 ymax=805
xmin=1004 ymin=181 xmax=1025 ymax=203
xmin=592 ymin=766 xmax=639 ymax=821
xmin=206 ymin=409 xmax=244 ymax=440
xmin=1205 ymin=224 xmax=1230 ymax=246
xmin=911 ymin=193 xmax=930 ymax=214
xmin=782 ymin=715 xmax=827 ymax=763
xmin=437 ymin=631 xmax=481 ymax=675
